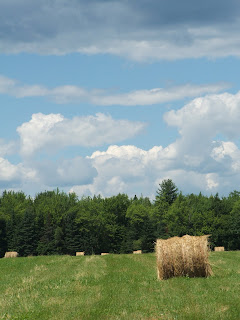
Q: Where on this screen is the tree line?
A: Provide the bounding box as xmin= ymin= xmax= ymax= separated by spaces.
xmin=0 ymin=180 xmax=239 ymax=257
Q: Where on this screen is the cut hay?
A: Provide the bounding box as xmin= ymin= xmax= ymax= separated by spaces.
xmin=4 ymin=251 xmax=19 ymax=258
xmin=133 ymin=250 xmax=142 ymax=254
xmin=76 ymin=252 xmax=85 ymax=256
xmin=156 ymin=235 xmax=212 ymax=280
xmin=214 ymin=247 xmax=225 ymax=252
xmin=101 ymin=253 xmax=109 ymax=256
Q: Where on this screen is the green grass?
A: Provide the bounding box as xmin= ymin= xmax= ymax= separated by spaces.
xmin=0 ymin=252 xmax=239 ymax=320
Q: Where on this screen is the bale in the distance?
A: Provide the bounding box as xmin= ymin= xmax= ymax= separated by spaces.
xmin=156 ymin=235 xmax=212 ymax=280
xmin=4 ymin=252 xmax=18 ymax=258
xmin=76 ymin=252 xmax=85 ymax=256
xmin=101 ymin=253 xmax=109 ymax=256
xmin=133 ymin=250 xmax=142 ymax=254
xmin=214 ymin=247 xmax=225 ymax=252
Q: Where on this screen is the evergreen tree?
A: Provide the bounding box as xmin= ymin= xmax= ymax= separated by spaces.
xmin=17 ymin=206 xmax=37 ymax=256
xmin=37 ymin=213 xmax=55 ymax=255
xmin=54 ymin=226 xmax=64 ymax=254
xmin=126 ymin=202 xmax=155 ymax=252
xmin=155 ymin=179 xmax=178 ymax=206
xmin=63 ymin=208 xmax=81 ymax=255
xmin=0 ymin=217 xmax=7 ymax=258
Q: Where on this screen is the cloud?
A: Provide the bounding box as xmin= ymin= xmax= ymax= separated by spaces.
xmin=0 ymin=75 xmax=230 ymax=105
xmin=69 ymin=144 xmax=220 ymax=199
xmin=0 ymin=155 xmax=97 ymax=190
xmin=32 ymin=157 xmax=97 ymax=187
xmin=0 ymin=139 xmax=17 ymax=157
xmin=17 ymin=112 xmax=146 ymax=157
xmin=0 ymin=75 xmax=48 ymax=97
xmin=211 ymin=141 xmax=240 ymax=172
xmin=3 ymin=89 xmax=240 ymax=197
xmin=70 ymin=90 xmax=240 ymax=198
xmin=0 ymin=1 xmax=240 ymax=60
xmin=164 ymin=91 xmax=240 ymax=158
xmin=0 ymin=157 xmax=36 ymax=188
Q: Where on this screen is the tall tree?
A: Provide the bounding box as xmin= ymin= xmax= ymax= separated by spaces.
xmin=0 ymin=217 xmax=7 ymax=258
xmin=155 ymin=179 xmax=178 ymax=206
xmin=17 ymin=205 xmax=37 ymax=256
xmin=63 ymin=207 xmax=81 ymax=255
xmin=37 ymin=213 xmax=55 ymax=255
xmin=154 ymin=179 xmax=178 ymax=239
xmin=126 ymin=202 xmax=155 ymax=252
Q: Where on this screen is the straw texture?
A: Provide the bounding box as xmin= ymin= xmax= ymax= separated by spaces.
xmin=156 ymin=235 xmax=212 ymax=280
xmin=214 ymin=247 xmax=225 ymax=252
xmin=133 ymin=250 xmax=142 ymax=254
xmin=76 ymin=252 xmax=85 ymax=256
xmin=4 ymin=251 xmax=18 ymax=258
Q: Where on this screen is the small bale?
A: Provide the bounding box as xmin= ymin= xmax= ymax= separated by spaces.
xmin=4 ymin=251 xmax=18 ymax=258
xmin=101 ymin=253 xmax=109 ymax=256
xmin=133 ymin=250 xmax=142 ymax=254
xmin=156 ymin=235 xmax=212 ymax=280
xmin=214 ymin=246 xmax=225 ymax=252
xmin=76 ymin=252 xmax=85 ymax=256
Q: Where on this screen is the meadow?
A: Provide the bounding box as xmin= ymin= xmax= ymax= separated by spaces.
xmin=0 ymin=252 xmax=239 ymax=320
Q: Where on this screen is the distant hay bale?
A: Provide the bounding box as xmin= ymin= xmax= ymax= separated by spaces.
xmin=214 ymin=246 xmax=225 ymax=252
xmin=156 ymin=235 xmax=212 ymax=280
xmin=76 ymin=252 xmax=85 ymax=256
xmin=133 ymin=250 xmax=142 ymax=254
xmin=4 ymin=251 xmax=18 ymax=258
xmin=101 ymin=253 xmax=109 ymax=256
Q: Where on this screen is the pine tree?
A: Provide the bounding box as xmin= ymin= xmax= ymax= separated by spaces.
xmin=37 ymin=213 xmax=55 ymax=255
xmin=64 ymin=209 xmax=81 ymax=255
xmin=17 ymin=206 xmax=37 ymax=256
xmin=155 ymin=179 xmax=178 ymax=206
xmin=0 ymin=218 xmax=7 ymax=258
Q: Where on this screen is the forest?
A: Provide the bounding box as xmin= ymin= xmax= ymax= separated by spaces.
xmin=0 ymin=179 xmax=239 ymax=257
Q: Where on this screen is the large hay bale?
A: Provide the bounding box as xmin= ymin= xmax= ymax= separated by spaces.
xmin=214 ymin=246 xmax=225 ymax=252
xmin=156 ymin=235 xmax=212 ymax=280
xmin=133 ymin=250 xmax=142 ymax=254
xmin=4 ymin=251 xmax=18 ymax=258
xmin=76 ymin=252 xmax=85 ymax=256
xmin=101 ymin=253 xmax=109 ymax=256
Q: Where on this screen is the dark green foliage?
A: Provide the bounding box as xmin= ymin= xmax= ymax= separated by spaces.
xmin=37 ymin=213 xmax=56 ymax=255
xmin=126 ymin=200 xmax=155 ymax=252
xmin=0 ymin=184 xmax=240 ymax=257
xmin=0 ymin=217 xmax=7 ymax=258
xmin=63 ymin=207 xmax=81 ymax=255
xmin=17 ymin=206 xmax=37 ymax=256
xmin=54 ymin=226 xmax=64 ymax=254
xmin=155 ymin=179 xmax=178 ymax=206
xmin=227 ymin=199 xmax=240 ymax=250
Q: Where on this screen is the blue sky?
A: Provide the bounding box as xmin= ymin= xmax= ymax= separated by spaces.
xmin=1 ymin=0 xmax=240 ymax=198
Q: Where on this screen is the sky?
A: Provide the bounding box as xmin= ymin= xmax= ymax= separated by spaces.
xmin=1 ymin=0 xmax=240 ymax=199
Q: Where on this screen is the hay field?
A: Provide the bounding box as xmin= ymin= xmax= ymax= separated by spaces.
xmin=0 ymin=252 xmax=239 ymax=320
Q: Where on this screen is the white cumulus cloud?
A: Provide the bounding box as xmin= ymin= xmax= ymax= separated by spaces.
xmin=70 ymin=90 xmax=240 ymax=198
xmin=0 ymin=157 xmax=36 ymax=188
xmin=17 ymin=112 xmax=146 ymax=157
xmin=3 ymin=89 xmax=240 ymax=197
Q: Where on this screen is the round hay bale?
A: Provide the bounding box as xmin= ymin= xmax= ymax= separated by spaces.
xmin=133 ymin=250 xmax=142 ymax=254
xmin=4 ymin=251 xmax=19 ymax=258
xmin=214 ymin=246 xmax=225 ymax=252
xmin=156 ymin=235 xmax=212 ymax=280
xmin=76 ymin=252 xmax=85 ymax=256
xmin=101 ymin=253 xmax=109 ymax=255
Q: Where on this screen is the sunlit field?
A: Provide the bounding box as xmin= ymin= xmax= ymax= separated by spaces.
xmin=0 ymin=252 xmax=239 ymax=320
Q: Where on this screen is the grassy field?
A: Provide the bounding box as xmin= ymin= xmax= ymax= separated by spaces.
xmin=0 ymin=251 xmax=239 ymax=320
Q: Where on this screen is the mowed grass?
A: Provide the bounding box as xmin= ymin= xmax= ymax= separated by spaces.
xmin=0 ymin=252 xmax=240 ymax=320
